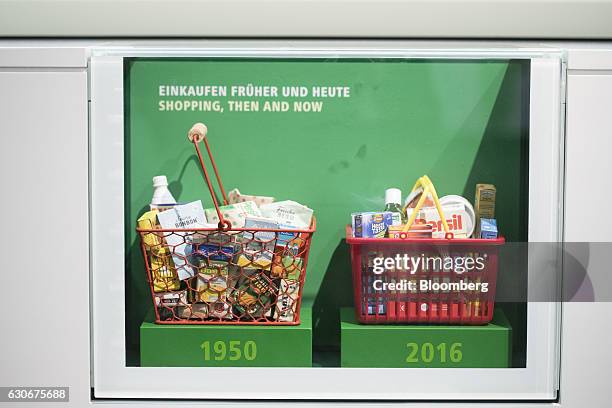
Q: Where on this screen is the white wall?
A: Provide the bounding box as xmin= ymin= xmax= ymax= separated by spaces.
xmin=1 ymin=1 xmax=612 ymax=38
xmin=0 ymin=50 xmax=90 ymax=404
xmin=560 ymin=62 xmax=612 ymax=407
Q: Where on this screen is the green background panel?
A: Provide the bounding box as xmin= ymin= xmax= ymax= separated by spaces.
xmin=340 ymin=308 xmax=511 ymax=368
xmin=125 ymin=58 xmax=529 ymax=363
xmin=141 ymin=308 xmax=312 ymax=367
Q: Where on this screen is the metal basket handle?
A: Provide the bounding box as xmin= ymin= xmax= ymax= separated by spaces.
xmin=188 ymin=123 xmax=231 ymax=231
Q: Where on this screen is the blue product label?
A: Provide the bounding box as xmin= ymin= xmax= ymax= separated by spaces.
xmin=352 ymin=212 xmax=393 ymax=238
xmin=277 ymin=230 xmax=298 ymax=247
xmin=480 ymin=230 xmax=498 ymax=239
xmin=479 ymin=218 xmax=498 ymax=239
xmin=193 ymin=243 xmax=235 ymax=262
xmin=367 ymin=212 xmax=393 ymax=238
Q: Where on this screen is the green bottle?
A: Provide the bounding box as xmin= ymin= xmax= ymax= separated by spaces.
xmin=384 ymin=188 xmax=406 ymax=226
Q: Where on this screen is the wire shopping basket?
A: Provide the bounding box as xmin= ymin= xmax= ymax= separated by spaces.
xmin=136 ymin=123 xmax=316 ymax=325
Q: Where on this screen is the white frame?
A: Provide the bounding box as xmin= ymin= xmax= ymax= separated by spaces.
xmin=90 ymin=44 xmax=564 ymax=400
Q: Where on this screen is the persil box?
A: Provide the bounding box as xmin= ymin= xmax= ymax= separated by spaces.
xmin=405 ymin=204 xmax=471 ymax=238
xmin=351 ymin=212 xmax=393 ymax=238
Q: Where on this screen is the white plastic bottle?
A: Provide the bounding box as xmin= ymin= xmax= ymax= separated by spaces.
xmin=150 ymin=175 xmax=177 ymax=209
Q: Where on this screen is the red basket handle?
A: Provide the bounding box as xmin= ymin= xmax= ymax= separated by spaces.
xmin=188 ymin=123 xmax=231 ymax=231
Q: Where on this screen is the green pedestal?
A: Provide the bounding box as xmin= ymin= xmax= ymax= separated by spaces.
xmin=340 ymin=308 xmax=511 ymax=368
xmin=141 ymin=307 xmax=312 ymax=367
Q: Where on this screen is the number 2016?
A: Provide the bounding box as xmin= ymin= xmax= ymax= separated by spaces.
xmin=405 ymin=342 xmax=463 ymax=364
xmin=201 ymin=340 xmax=257 ymax=361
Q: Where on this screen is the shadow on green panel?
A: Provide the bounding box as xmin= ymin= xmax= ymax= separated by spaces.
xmin=460 ymin=60 xmax=530 ymax=368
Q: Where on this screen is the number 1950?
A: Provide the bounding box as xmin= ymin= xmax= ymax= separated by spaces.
xmin=200 ymin=340 xmax=257 ymax=361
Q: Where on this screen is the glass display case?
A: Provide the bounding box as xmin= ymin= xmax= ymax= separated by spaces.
xmin=90 ymin=44 xmax=564 ymax=400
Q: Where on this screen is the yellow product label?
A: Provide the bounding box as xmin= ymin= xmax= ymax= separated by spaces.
xmin=137 ymin=210 xmax=162 ymax=248
xmin=236 ymin=254 xmax=272 ymax=270
xmin=150 ymin=251 xmax=180 ymax=292
xmin=198 ymin=261 xmax=229 ymax=283
xmin=475 ymin=184 xmax=496 ymax=219
xmin=198 ymin=288 xmax=227 ymax=303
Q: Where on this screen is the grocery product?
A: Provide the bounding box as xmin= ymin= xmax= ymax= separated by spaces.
xmin=439 ymin=194 xmax=476 ymax=237
xmin=270 ymin=252 xmax=302 ymax=321
xmin=479 ymin=218 xmax=498 ymax=239
xmin=260 ymin=200 xmax=314 ymax=229
xmin=405 ymin=203 xmax=470 ymax=238
xmin=231 ymin=269 xmax=277 ymax=318
xmin=271 ymin=251 xmax=304 ymax=279
xmin=190 ymin=243 xmax=236 ymax=265
xmin=157 ymin=200 xmax=208 ymax=279
xmin=148 ymin=247 xmax=181 ymax=292
xmin=236 ymin=217 xmax=278 ymax=270
xmin=204 ymin=200 xmax=261 ymax=228
xmin=351 ymin=212 xmax=394 ymax=238
xmin=178 ymin=303 xmax=209 ymax=319
xmin=228 ymin=188 xmax=275 ymax=206
xmin=273 ymin=272 xmax=301 ymax=322
xmin=475 ymin=184 xmax=496 ymax=233
xmin=154 ymin=289 xmax=188 ymax=308
xmin=150 ymin=175 xmax=177 ymax=210
xmin=260 ymin=200 xmax=313 ymax=246
xmin=367 ymin=275 xmax=386 ymax=315
xmin=363 ymin=252 xmax=387 ymax=316
xmin=153 ymin=203 xmax=179 ymax=212
xmin=404 ymin=186 xmax=434 ymax=210
xmin=188 ymin=225 xmax=234 ymax=246
xmin=388 ymin=224 xmax=433 ymax=239
xmin=157 ymin=200 xmax=207 ymax=230
xmin=196 ymin=259 xmax=229 ymax=281
xmin=209 ymin=301 xmax=233 ymax=319
xmin=196 ymin=282 xmax=226 ymax=303
xmin=192 ymin=259 xmax=232 ymax=319
xmin=269 ymin=235 xmax=305 ymax=303
xmin=137 ymin=209 xmax=162 ymax=248
xmin=137 ymin=209 xmax=180 ymax=292
xmin=384 ymin=188 xmax=406 ymax=226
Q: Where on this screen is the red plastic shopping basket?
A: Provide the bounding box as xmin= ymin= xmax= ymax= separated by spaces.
xmin=346 ymin=226 xmax=504 ymax=324
xmin=136 ymin=123 xmax=316 ymax=325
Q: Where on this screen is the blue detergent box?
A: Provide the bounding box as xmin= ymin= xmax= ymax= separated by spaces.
xmin=479 ymin=218 xmax=498 ymax=239
xmin=351 ymin=212 xmax=394 ymax=238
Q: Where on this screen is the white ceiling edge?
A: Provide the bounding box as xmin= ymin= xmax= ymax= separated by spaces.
xmin=1 ymin=40 xmax=612 ymax=70
xmin=0 ymin=0 xmax=612 ymax=38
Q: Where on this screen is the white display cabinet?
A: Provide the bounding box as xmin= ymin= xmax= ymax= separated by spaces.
xmin=88 ymin=43 xmax=564 ymax=401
